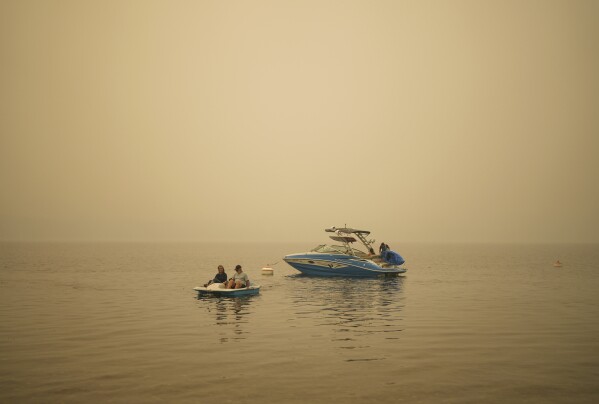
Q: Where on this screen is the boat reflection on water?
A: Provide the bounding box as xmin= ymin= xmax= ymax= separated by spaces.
xmin=287 ymin=275 xmax=406 ymax=353
xmin=197 ymin=295 xmax=257 ymax=343
xmin=288 ymin=274 xmax=405 ymax=306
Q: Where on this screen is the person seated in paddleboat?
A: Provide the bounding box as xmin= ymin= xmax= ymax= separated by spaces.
xmin=204 ymin=265 xmax=228 ymax=287
xmin=225 ymin=264 xmax=250 ymax=289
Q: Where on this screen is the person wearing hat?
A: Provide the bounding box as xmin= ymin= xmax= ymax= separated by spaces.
xmin=225 ymin=265 xmax=250 ymax=289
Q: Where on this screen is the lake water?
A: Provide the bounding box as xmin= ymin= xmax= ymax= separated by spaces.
xmin=1 ymin=242 xmax=598 ymax=403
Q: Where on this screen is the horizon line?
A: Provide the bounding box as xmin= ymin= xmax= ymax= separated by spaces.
xmin=1 ymin=239 xmax=597 ymax=245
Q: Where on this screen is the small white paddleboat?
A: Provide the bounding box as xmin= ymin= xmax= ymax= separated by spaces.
xmin=193 ymin=283 xmax=260 ymax=297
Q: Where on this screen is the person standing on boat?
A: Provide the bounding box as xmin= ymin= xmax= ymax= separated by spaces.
xmin=226 ymin=265 xmax=250 ymax=289
xmin=379 ymin=242 xmax=388 ymax=254
xmin=204 ymin=265 xmax=228 ymax=287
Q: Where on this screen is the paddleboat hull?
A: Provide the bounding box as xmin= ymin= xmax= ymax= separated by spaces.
xmin=193 ymin=285 xmax=260 ymax=297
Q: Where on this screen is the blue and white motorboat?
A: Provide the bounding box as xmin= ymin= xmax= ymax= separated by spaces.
xmin=283 ymin=227 xmax=407 ymax=277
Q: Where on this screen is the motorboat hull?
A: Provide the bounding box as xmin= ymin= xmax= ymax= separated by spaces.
xmin=283 ymin=253 xmax=406 ymax=278
xmin=193 ymin=285 xmax=260 ymax=297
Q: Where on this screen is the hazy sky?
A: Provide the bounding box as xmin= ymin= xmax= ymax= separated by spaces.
xmin=1 ymin=0 xmax=598 ymax=243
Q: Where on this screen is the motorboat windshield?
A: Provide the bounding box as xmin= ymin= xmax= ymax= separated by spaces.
xmin=310 ymin=244 xmax=370 ymax=257
xmin=311 ymin=244 xmax=349 ymax=254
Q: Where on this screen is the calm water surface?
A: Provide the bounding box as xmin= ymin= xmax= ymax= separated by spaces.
xmin=1 ymin=242 xmax=598 ymax=403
